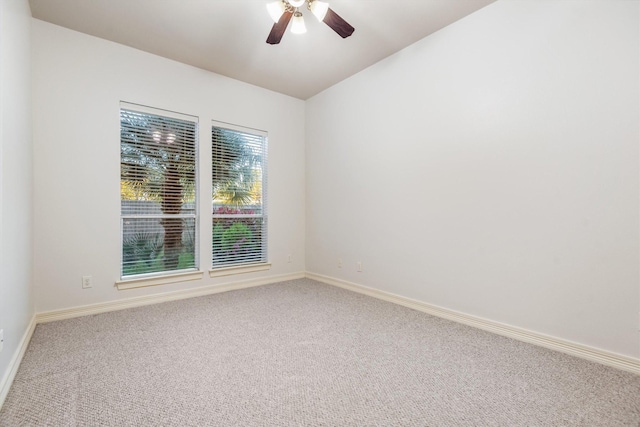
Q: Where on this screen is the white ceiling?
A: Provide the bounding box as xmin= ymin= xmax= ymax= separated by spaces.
xmin=29 ymin=0 xmax=495 ymax=100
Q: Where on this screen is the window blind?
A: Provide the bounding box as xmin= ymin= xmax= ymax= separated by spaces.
xmin=120 ymin=104 xmax=198 ymax=278
xmin=211 ymin=122 xmax=267 ymax=268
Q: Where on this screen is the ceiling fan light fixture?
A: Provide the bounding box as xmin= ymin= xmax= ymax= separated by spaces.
xmin=266 ymin=0 xmax=353 ymax=44
xmin=309 ymin=0 xmax=329 ymax=22
xmin=266 ymin=1 xmax=286 ymax=23
xmin=290 ymin=11 xmax=307 ymax=34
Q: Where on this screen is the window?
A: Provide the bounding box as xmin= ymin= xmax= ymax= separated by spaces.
xmin=120 ymin=103 xmax=198 ymax=279
xmin=211 ymin=122 xmax=267 ymax=270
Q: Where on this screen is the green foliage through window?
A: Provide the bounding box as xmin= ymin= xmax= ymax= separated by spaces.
xmin=120 ymin=104 xmax=198 ymax=277
xmin=212 ymin=124 xmax=267 ymax=268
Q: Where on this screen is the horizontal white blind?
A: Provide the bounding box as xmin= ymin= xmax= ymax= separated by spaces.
xmin=212 ymin=123 xmax=267 ymax=268
xmin=120 ymin=105 xmax=198 ymax=278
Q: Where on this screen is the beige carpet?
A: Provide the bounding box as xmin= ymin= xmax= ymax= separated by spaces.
xmin=1 ymin=278 xmax=639 ymax=426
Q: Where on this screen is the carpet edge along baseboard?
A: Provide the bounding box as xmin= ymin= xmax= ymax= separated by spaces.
xmin=306 ymin=272 xmax=640 ymax=376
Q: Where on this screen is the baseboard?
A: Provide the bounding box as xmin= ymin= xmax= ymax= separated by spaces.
xmin=0 ymin=314 xmax=37 ymax=410
xmin=306 ymin=272 xmax=640 ymax=376
xmin=36 ymin=271 xmax=305 ymax=323
xmin=14 ymin=269 xmax=640 ymax=402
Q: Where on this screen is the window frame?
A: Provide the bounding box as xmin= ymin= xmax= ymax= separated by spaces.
xmin=118 ymin=102 xmax=201 ymax=286
xmin=210 ymin=120 xmax=270 ymax=275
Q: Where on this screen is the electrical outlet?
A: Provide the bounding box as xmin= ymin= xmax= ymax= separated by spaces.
xmin=338 ymin=259 xmax=343 ymax=268
xmin=357 ymin=261 xmax=362 ymax=272
xmin=0 ymin=329 xmax=4 ymax=353
xmin=82 ymin=275 xmax=92 ymax=289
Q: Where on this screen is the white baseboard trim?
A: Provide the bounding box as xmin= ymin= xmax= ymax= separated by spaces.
xmin=0 ymin=314 xmax=37 ymax=410
xmin=306 ymin=272 xmax=640 ymax=376
xmin=7 ymin=269 xmax=637 ymax=411
xmin=36 ymin=272 xmax=305 ymax=324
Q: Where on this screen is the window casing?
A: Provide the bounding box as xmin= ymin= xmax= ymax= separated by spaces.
xmin=120 ymin=103 xmax=198 ymax=279
xmin=211 ymin=122 xmax=268 ymax=269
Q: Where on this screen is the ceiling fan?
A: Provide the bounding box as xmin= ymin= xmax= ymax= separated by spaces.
xmin=266 ymin=0 xmax=355 ymax=45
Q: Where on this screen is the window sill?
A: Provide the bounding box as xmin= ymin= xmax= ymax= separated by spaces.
xmin=116 ymin=270 xmax=204 ymax=290
xmin=209 ymin=263 xmax=271 ymax=278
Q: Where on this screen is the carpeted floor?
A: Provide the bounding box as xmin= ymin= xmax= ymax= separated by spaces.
xmin=1 ymin=278 xmax=639 ymax=426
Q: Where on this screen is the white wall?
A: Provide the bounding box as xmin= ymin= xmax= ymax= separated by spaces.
xmin=27 ymin=0 xmax=640 ymax=359
xmin=306 ymin=0 xmax=640 ymax=357
xmin=0 ymin=0 xmax=34 ymax=392
xmin=32 ymin=20 xmax=306 ymax=312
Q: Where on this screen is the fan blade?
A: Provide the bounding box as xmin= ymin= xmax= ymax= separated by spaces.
xmin=323 ymin=8 xmax=354 ymax=38
xmin=266 ymin=11 xmax=293 ymax=44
